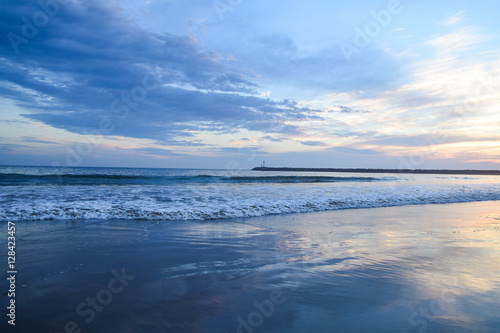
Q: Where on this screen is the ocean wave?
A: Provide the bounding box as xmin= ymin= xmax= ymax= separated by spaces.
xmin=219 ymin=176 xmax=382 ymax=183
xmin=2 ymin=185 xmax=499 ymax=222
xmin=0 ymin=173 xmax=387 ymax=186
xmin=0 ymin=173 xmax=159 ymax=179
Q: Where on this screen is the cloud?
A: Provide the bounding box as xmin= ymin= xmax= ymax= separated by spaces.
xmin=365 ymin=134 xmax=500 ymax=148
xmin=220 ymin=33 xmax=407 ymax=96
xmin=129 ymin=147 xmax=184 ymax=157
xmin=218 ymin=146 xmax=269 ymax=155
xmin=329 ymin=147 xmax=381 ymax=155
xmin=300 ymin=141 xmax=328 ymax=147
xmin=331 ymin=106 xmax=371 ymax=114
xmin=0 ymin=1 xmax=321 ymax=145
xmin=443 ymin=10 xmax=465 ymax=26
xmin=0 ymin=143 xmax=31 ymax=152
xmin=262 ymin=136 xmax=284 ymax=142
xmin=20 ymin=136 xmax=58 ymax=145
xmin=426 ymin=27 xmax=480 ymax=54
xmin=340 ymin=28 xmax=500 ymax=138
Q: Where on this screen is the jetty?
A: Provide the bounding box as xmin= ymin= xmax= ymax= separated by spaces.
xmin=251 ymin=166 xmax=500 ymax=176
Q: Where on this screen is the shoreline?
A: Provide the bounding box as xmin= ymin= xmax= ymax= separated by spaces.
xmin=2 ymin=201 xmax=499 ymax=332
xmin=5 ymin=198 xmax=500 ymax=223
xmin=252 ymin=166 xmax=500 ymax=176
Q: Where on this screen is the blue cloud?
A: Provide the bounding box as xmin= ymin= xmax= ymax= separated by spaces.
xmin=210 ymin=32 xmax=408 ymax=96
xmin=300 ymin=141 xmax=328 ymax=147
xmin=329 ymin=147 xmax=381 ymax=155
xmin=332 ymin=106 xmax=371 ymax=114
xmin=0 ymin=1 xmax=321 ymax=145
xmin=262 ymin=136 xmax=285 ymax=142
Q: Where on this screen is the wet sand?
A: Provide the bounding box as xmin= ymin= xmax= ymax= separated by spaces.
xmin=1 ymin=201 xmax=500 ymax=332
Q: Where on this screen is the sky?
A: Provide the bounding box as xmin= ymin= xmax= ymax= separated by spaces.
xmin=1 ymin=0 xmax=500 ymax=170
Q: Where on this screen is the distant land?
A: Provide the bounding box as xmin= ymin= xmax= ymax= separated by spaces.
xmin=252 ymin=167 xmax=500 ymax=176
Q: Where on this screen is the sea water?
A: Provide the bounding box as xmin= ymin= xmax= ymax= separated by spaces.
xmin=1 ymin=165 xmax=500 ymax=221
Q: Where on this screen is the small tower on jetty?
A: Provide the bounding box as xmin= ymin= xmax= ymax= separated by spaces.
xmin=261 ymin=161 xmax=266 ymax=167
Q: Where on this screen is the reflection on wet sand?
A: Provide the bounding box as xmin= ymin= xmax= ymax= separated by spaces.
xmin=4 ymin=201 xmax=499 ymax=332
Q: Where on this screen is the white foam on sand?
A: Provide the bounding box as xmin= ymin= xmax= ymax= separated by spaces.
xmin=2 ymin=178 xmax=500 ymax=221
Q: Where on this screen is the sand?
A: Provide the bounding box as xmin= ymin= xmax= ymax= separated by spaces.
xmin=2 ymin=201 xmax=500 ymax=332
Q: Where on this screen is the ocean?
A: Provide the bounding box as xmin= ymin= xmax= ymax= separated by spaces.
xmin=3 ymin=166 xmax=500 ymax=332
xmin=1 ymin=165 xmax=500 ymax=222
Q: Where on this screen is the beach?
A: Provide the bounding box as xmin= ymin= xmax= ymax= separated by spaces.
xmin=3 ymin=1 xmax=500 ymax=332
xmin=2 ymin=201 xmax=500 ymax=332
